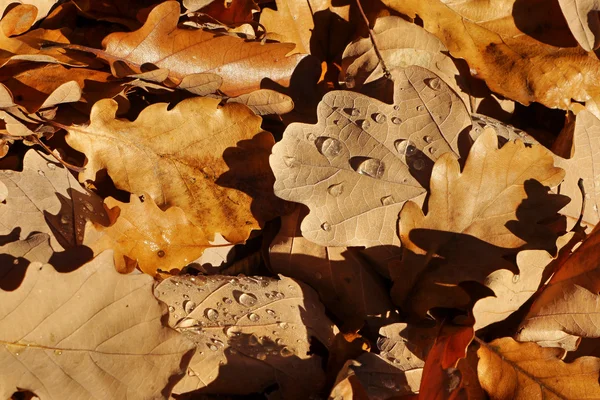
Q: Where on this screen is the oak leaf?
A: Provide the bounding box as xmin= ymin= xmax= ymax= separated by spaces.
xmin=516 ymin=225 xmax=600 ymax=350
xmin=0 ymin=233 xmax=52 ymax=290
xmin=0 ymin=150 xmax=108 ymax=251
xmin=553 ymin=110 xmax=600 ymax=228
xmin=477 ymin=337 xmax=600 ymax=399
xmin=392 ymin=129 xmax=567 ymax=316
xmin=0 ymin=251 xmax=195 ymax=400
xmin=558 ymin=0 xmax=600 ymax=51
xmin=226 ymin=88 xmax=294 ymax=116
xmin=0 ymin=1 xmax=59 ymax=23
xmin=269 ymin=205 xmax=397 ymax=328
xmin=66 ymin=97 xmax=279 ymax=244
xmin=270 ymin=66 xmax=470 ymax=247
xmin=93 ymin=1 xmax=305 ymax=96
xmin=154 ymin=274 xmax=335 ymax=399
xmin=86 ymin=194 xmax=214 ymax=276
xmin=383 ymin=0 xmax=600 ymax=117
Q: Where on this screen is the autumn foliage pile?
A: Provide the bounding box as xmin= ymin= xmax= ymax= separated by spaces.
xmin=2 ymin=0 xmax=600 ymax=399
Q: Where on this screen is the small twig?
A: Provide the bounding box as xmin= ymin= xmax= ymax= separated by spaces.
xmin=355 ymin=0 xmax=392 ymax=80
xmin=31 ymin=136 xmax=85 ymax=173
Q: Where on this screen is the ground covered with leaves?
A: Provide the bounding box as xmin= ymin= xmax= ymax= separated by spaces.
xmin=1 ymin=0 xmax=600 ymax=399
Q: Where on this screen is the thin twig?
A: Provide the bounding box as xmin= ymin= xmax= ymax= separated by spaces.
xmin=355 ymin=0 xmax=392 ymax=80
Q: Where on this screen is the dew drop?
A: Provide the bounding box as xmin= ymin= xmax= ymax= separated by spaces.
xmin=380 ymin=195 xmax=394 ymax=206
xmin=238 ymin=292 xmax=258 ymax=307
xmin=223 ymin=297 xmax=232 ymax=304
xmin=394 ymin=140 xmax=417 ymax=157
xmin=283 ymin=156 xmax=299 ymax=168
xmin=512 ymin=275 xmax=520 ymax=283
xmin=278 ymin=322 xmax=289 ymax=329
xmin=183 ymin=300 xmax=196 ymax=314
xmin=208 ymin=344 xmax=218 ymax=351
xmin=13 ymin=259 xmax=18 ymax=265
xmin=54 ymin=350 xmax=62 ymax=356
xmin=425 ymin=77 xmax=442 ymax=90
xmin=37 ymin=170 xmax=45 ymax=177
xmin=248 ymin=313 xmax=260 ymax=322
xmin=350 ymin=108 xmax=360 ymax=117
xmin=60 ymin=214 xmax=71 ymax=225
xmin=316 ymin=137 xmax=342 ymax=158
xmin=249 ymin=335 xmax=260 ymax=346
xmin=47 ymin=162 xmax=56 ymax=170
xmin=211 ymin=338 xmax=224 ymax=348
xmin=178 ymin=318 xmax=199 ymax=328
xmin=205 ymin=308 xmax=219 ymax=321
xmin=416 ymin=105 xmax=424 ymax=112
xmin=423 ymin=135 xmax=433 ymax=144
xmin=266 ymin=309 xmax=277 ymax=317
xmin=360 ymin=119 xmax=371 ymax=130
xmin=280 ymin=346 xmax=294 ymax=357
xmin=82 ymin=201 xmax=94 ymax=212
xmin=168 ymin=306 xmax=175 ymax=312
xmin=412 ymin=158 xmax=425 ymax=171
xmin=428 ymin=147 xmax=436 ymax=155
xmin=373 ymin=113 xmax=387 ymax=123
xmin=355 ymin=158 xmax=385 ymax=179
xmin=187 ymin=370 xmax=195 ymax=376
xmin=256 ymin=352 xmax=267 ymax=360
xmin=157 ymin=250 xmax=165 ymax=258
xmin=391 ymin=116 xmax=402 ymax=125
xmin=321 ymin=222 xmax=331 ymax=232
xmin=327 ymin=182 xmax=344 ymax=197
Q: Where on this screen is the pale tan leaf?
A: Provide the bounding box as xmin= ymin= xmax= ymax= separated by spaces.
xmin=341 ymin=16 xmax=461 ymax=97
xmin=87 ymin=195 xmax=213 ymax=276
xmin=477 ymin=337 xmax=600 ymax=399
xmin=558 ymin=0 xmax=600 ymax=51
xmin=0 ymin=233 xmax=52 ymax=291
xmin=66 ymin=97 xmax=280 ymax=244
xmin=269 ymin=206 xmax=397 ymax=328
xmin=0 ymin=251 xmax=195 ymax=400
xmin=227 ymin=89 xmax=294 ymax=115
xmin=0 ymin=0 xmax=59 ymax=23
xmin=178 ymin=72 xmax=222 ymax=96
xmin=270 ymin=66 xmax=470 ymax=247
xmin=0 ymin=150 xmax=109 ymax=251
xmin=329 ymin=360 xmax=370 ymax=400
xmin=553 ymin=110 xmax=600 ymax=227
xmin=154 ymin=274 xmax=336 ymax=399
xmin=392 ymin=129 xmax=567 ymax=317
xmin=98 ymin=1 xmax=305 ymax=96
xmin=517 ymin=225 xmax=600 ymax=350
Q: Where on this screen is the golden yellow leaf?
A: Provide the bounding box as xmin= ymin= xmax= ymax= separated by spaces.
xmin=66 ymin=97 xmax=279 ymax=244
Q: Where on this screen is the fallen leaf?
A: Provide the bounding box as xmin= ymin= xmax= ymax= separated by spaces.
xmin=87 ymin=194 xmax=215 ymax=276
xmin=0 ymin=250 xmax=195 ymax=400
xmin=419 ymin=326 xmax=474 ymax=400
xmin=0 ymin=233 xmax=52 ymax=290
xmin=154 ymin=274 xmax=335 ymax=399
xmin=270 ymin=66 xmax=470 ymax=247
xmin=269 ymin=205 xmax=397 ymax=329
xmin=517 ymin=225 xmax=600 ymax=350
xmin=227 ymin=88 xmax=294 ymax=115
xmin=66 ymin=97 xmax=278 ymax=244
xmin=553 ymin=110 xmax=600 ymax=228
xmin=558 ymin=0 xmax=600 ymax=51
xmin=383 ymin=0 xmax=600 ymax=117
xmin=392 ymin=129 xmax=567 ymax=316
xmin=89 ymin=1 xmax=305 ymax=96
xmin=0 ymin=150 xmax=109 ymax=251
xmin=0 ymin=0 xmax=59 ymax=23
xmin=477 ymin=337 xmax=600 ymax=399
xmin=341 ymin=16 xmax=462 ymax=97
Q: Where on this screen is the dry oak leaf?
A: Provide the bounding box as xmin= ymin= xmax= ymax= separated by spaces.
xmin=341 ymin=16 xmax=462 ymax=99
xmin=269 ymin=205 xmax=397 ymax=329
xmin=552 ymin=110 xmax=600 ymax=228
xmin=558 ymin=0 xmax=600 ymax=51
xmin=260 ymin=0 xmax=350 ymax=57
xmin=477 ymin=337 xmax=600 ymax=399
xmin=154 ymin=274 xmax=336 ymax=399
xmin=392 ymin=129 xmax=567 ymax=317
xmin=0 ymin=150 xmax=109 ymax=251
xmin=226 ymin=88 xmax=294 ymax=116
xmin=66 ymin=97 xmax=277 ymax=244
xmin=86 ymin=194 xmax=216 ymax=276
xmin=516 ymin=224 xmax=600 ymax=350
xmin=0 ymin=4 xmax=87 ymax=67
xmin=0 ymin=250 xmax=195 ymax=400
xmin=383 ymin=0 xmax=600 ymax=117
xmin=91 ymin=1 xmax=305 ymax=96
xmin=270 ymin=66 xmax=471 ymax=247
xmin=0 ymin=233 xmax=52 ymax=291
xmin=0 ymin=1 xmax=59 ymax=23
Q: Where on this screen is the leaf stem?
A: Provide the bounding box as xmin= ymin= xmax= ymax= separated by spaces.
xmin=355 ymin=0 xmax=392 ymax=80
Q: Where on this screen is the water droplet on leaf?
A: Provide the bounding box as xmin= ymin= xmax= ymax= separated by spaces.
xmin=248 ymin=313 xmax=260 ymax=322
xmin=380 ymin=195 xmax=394 ymax=206
xmin=355 ymin=158 xmax=385 ymax=178
xmin=238 ymin=292 xmax=258 ymax=307
xmin=206 ymin=308 xmax=219 ymax=321
xmin=395 ymin=140 xmax=417 ymax=157
xmin=327 ymin=183 xmax=344 ymax=197
xmin=321 ymin=222 xmax=331 ymax=231
xmin=373 ymin=113 xmax=386 ymax=123
xmin=316 ymin=137 xmax=342 ymax=158
xmin=425 ymin=77 xmax=442 ymax=90
xmin=183 ymin=300 xmax=196 ymax=314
